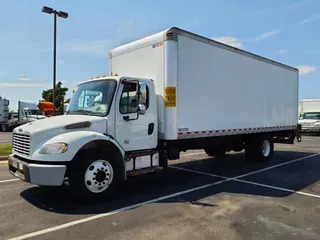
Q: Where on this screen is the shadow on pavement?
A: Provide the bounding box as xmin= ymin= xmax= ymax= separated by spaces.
xmin=20 ymin=150 xmax=320 ymax=215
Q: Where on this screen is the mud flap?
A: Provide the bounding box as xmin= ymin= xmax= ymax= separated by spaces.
xmin=296 ymin=124 xmax=302 ymax=142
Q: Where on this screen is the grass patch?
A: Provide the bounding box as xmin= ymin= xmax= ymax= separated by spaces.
xmin=0 ymin=144 xmax=12 ymax=156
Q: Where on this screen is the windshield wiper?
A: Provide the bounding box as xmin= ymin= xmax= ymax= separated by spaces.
xmin=70 ymin=109 xmax=94 ymax=116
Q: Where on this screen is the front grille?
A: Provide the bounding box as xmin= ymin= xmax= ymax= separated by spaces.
xmin=12 ymin=133 xmax=31 ymax=156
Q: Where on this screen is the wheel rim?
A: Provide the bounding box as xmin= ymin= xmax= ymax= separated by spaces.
xmin=84 ymin=160 xmax=114 ymax=193
xmin=262 ymin=140 xmax=271 ymax=157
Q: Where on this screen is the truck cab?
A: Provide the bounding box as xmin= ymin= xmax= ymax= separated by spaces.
xmin=8 ymin=76 xmax=159 ymax=200
xmin=298 ymin=111 xmax=320 ymax=134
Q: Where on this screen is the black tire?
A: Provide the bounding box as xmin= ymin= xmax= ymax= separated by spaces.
xmin=1 ymin=124 xmax=7 ymax=132
xmin=68 ymin=150 xmax=124 ymax=202
xmin=245 ymin=135 xmax=274 ymax=163
xmin=204 ymin=147 xmax=226 ymax=158
xmin=159 ymin=150 xmax=168 ymax=168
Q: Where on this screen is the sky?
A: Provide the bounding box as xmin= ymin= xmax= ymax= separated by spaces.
xmin=0 ymin=0 xmax=319 ymax=111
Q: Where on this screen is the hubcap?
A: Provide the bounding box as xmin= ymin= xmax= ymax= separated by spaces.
xmin=262 ymin=140 xmax=271 ymax=157
xmin=84 ymin=160 xmax=113 ymax=193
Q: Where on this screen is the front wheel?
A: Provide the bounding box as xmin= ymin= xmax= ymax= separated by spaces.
xmin=68 ymin=151 xmax=123 ymax=202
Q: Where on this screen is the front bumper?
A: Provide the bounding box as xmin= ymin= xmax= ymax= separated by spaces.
xmin=8 ymin=155 xmax=67 ymax=186
xmin=301 ymin=126 xmax=320 ymax=133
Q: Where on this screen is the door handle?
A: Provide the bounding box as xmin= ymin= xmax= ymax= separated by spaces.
xmin=148 ymin=123 xmax=154 ymax=135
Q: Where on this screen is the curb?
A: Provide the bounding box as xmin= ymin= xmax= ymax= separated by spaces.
xmin=0 ymin=160 xmax=8 ymax=165
xmin=0 ymin=156 xmax=8 ymax=161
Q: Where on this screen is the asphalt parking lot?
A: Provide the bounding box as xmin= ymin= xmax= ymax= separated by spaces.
xmin=0 ymin=132 xmax=12 ymax=145
xmin=0 ymin=136 xmax=320 ymax=240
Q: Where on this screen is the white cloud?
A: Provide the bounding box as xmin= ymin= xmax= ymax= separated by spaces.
xmin=64 ymin=40 xmax=113 ymax=57
xmin=212 ymin=36 xmax=243 ymax=49
xmin=18 ymin=74 xmax=31 ymax=81
xmin=299 ymin=14 xmax=320 ymax=24
xmin=296 ymin=65 xmax=316 ymax=75
xmin=279 ymin=49 xmax=288 ymax=54
xmin=0 ymin=82 xmax=50 ymax=88
xmin=256 ymin=29 xmax=281 ymax=41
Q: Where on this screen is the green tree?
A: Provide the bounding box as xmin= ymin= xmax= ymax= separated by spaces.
xmin=42 ymin=81 xmax=68 ymax=109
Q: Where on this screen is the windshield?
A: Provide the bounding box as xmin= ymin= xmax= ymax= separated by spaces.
xmin=66 ymin=79 xmax=117 ymax=117
xmin=299 ymin=112 xmax=320 ymax=120
xmin=28 ymin=109 xmax=40 ymax=115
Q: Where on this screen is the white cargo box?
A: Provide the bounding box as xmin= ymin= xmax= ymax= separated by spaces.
xmin=300 ymin=99 xmax=320 ymax=112
xmin=110 ymin=27 xmax=299 ymax=141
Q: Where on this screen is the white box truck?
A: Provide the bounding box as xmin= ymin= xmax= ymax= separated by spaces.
xmin=8 ymin=27 xmax=301 ymax=200
xmin=0 ymin=100 xmax=46 ymax=132
xmin=298 ymin=99 xmax=320 ymax=134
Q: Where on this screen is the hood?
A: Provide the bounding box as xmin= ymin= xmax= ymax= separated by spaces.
xmin=12 ymin=115 xmax=108 ymax=159
xmin=14 ymin=115 xmax=107 ymax=136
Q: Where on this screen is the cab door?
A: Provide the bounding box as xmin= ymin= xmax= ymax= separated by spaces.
xmin=115 ymin=78 xmax=157 ymax=152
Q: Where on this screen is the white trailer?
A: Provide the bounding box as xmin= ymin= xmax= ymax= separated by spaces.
xmin=8 ymin=27 xmax=301 ymax=201
xmin=0 ymin=97 xmax=10 ymax=131
xmin=18 ymin=100 xmax=46 ymax=122
xmin=298 ymin=99 xmax=320 ymax=134
xmin=0 ymin=100 xmax=46 ymax=132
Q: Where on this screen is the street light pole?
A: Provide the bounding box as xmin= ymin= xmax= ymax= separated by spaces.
xmin=42 ymin=6 xmax=68 ymax=116
xmin=53 ymin=12 xmax=57 ymax=116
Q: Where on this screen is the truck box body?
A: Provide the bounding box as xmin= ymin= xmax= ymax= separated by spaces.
xmin=300 ymin=99 xmax=320 ymax=112
xmin=110 ymin=27 xmax=299 ymax=141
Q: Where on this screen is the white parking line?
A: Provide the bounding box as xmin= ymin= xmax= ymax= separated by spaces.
xmin=234 ymin=153 xmax=320 ymax=179
xmin=235 ymin=179 xmax=320 ymax=199
xmin=170 ymin=153 xmax=320 ymax=199
xmin=0 ymin=179 xmax=19 ymax=184
xmin=8 ymin=179 xmax=231 ymax=240
xmin=8 ymin=152 xmax=320 ymax=240
xmin=172 ymin=166 xmax=320 ymax=199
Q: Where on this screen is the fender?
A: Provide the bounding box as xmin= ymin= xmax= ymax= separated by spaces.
xmin=31 ymin=131 xmax=125 ymax=162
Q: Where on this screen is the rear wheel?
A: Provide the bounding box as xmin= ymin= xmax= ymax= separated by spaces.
xmin=204 ymin=147 xmax=226 ymax=158
xmin=245 ymin=135 xmax=274 ymax=163
xmin=68 ymin=151 xmax=124 ymax=202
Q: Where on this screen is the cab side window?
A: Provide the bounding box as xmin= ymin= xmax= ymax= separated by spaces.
xmin=120 ymin=82 xmax=139 ymax=114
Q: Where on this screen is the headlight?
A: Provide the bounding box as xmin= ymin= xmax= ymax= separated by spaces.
xmin=313 ymin=122 xmax=320 ymax=126
xmin=39 ymin=143 xmax=68 ymax=154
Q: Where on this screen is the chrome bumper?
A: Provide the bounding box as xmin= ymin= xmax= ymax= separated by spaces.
xmin=301 ymin=126 xmax=320 ymax=133
xmin=8 ymin=154 xmax=66 ymax=186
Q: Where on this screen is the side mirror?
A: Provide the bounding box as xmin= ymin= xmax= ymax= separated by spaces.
xmin=138 ymin=104 xmax=146 ymax=115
